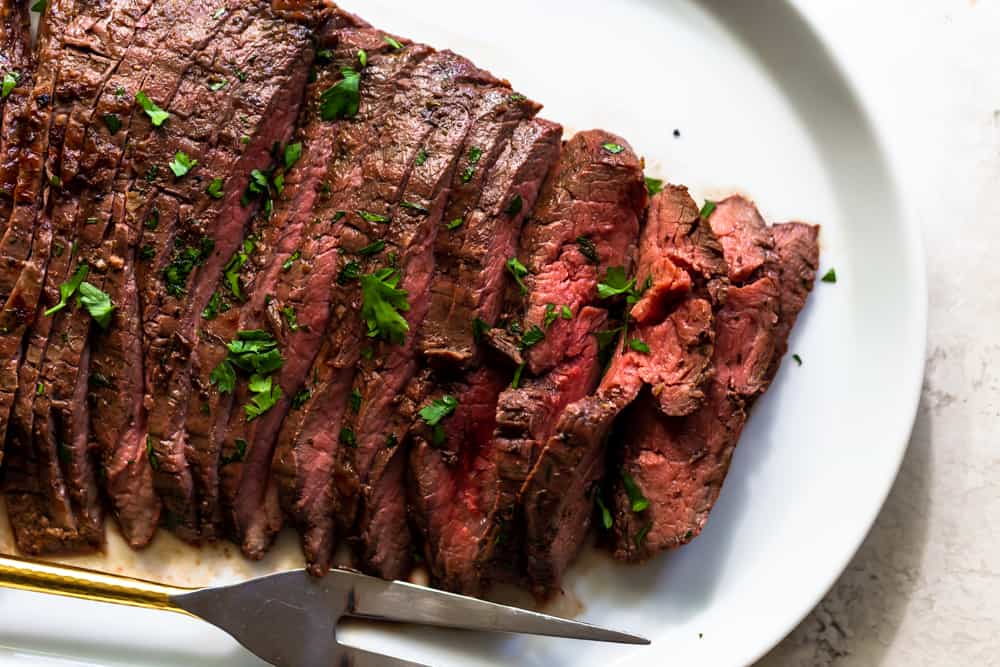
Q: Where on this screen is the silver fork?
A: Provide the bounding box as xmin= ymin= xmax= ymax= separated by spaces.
xmin=0 ymin=554 xmax=649 ymax=666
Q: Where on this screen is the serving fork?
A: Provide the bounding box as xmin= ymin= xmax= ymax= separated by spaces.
xmin=0 ymin=553 xmax=648 ymax=666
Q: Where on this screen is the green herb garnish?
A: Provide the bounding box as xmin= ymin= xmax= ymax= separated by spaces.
xmin=206 ymin=177 xmax=225 ymax=199
xmin=77 ymin=282 xmax=115 ymax=329
xmin=319 ymin=68 xmax=361 ymax=121
xmin=621 ymin=469 xmax=650 ymax=512
xmin=821 ymin=268 xmax=837 ymax=283
xmin=628 ymin=339 xmax=650 ymax=354
xmin=597 ymin=266 xmax=635 ymax=299
xmin=602 ymin=142 xmax=625 ymax=154
xmin=699 ymin=200 xmax=716 ymax=219
xmin=419 ymin=395 xmax=458 ymax=426
xmin=645 ymin=176 xmax=664 ymax=196
xmin=169 ymin=151 xmax=197 ymax=178
xmin=44 ymin=265 xmax=88 ymax=317
xmin=576 ymin=236 xmax=599 ymax=264
xmin=506 ymin=257 xmax=529 ymax=295
xmin=360 ymin=268 xmax=410 ymax=344
xmin=135 ymin=91 xmax=169 ymax=127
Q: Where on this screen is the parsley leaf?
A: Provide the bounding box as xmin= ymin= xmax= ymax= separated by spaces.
xmin=621 ymin=469 xmax=650 ymax=512
xmin=222 ymin=238 xmax=255 ymax=300
xmin=245 ymin=375 xmax=282 ymax=421
xmin=206 ymin=177 xmax=225 ymax=199
xmin=221 ymin=438 xmax=247 ymax=466
xmin=349 ymin=388 xmax=362 ymax=413
xmin=561 ymin=305 xmax=573 ymax=320
xmin=602 ymin=142 xmax=625 ymax=154
xmin=383 ymin=35 xmax=404 ymax=50
xmin=169 ymin=151 xmax=197 ymax=178
xmin=340 ymin=427 xmax=357 ymax=447
xmin=281 ymin=304 xmax=299 ymax=331
xmin=400 ymin=200 xmax=428 ymax=214
xmin=635 ymin=521 xmax=653 ymax=548
xmin=595 ymin=493 xmax=613 ymax=530
xmin=337 ymin=260 xmax=361 ymax=284
xmin=357 ymin=240 xmax=385 ymax=256
xmin=446 ymin=217 xmax=463 ymax=230
xmin=358 ymin=49 xmax=368 ymax=67
xmin=100 ymin=113 xmax=121 ymax=135
xmin=629 ymin=339 xmax=650 ymax=354
xmin=319 ymin=68 xmax=360 ymax=121
xmin=521 ymin=325 xmax=545 ymax=349
xmin=77 ymin=282 xmax=115 ymax=329
xmin=645 ymin=176 xmax=664 ymax=196
xmin=505 ymin=194 xmax=523 ymax=216
xmin=1 ymin=71 xmax=19 ymax=99
xmin=415 ymin=149 xmax=428 ymax=166
xmin=210 ymin=359 xmax=236 ymax=393
xmin=461 ymin=146 xmax=483 ymax=182
xmin=135 ymin=91 xmax=169 ymax=127
xmin=821 ymin=268 xmax=837 ymax=283
xmin=597 ymin=266 xmax=636 ymax=299
xmin=506 ymin=257 xmax=529 ymax=295
xmin=511 ymin=363 xmax=525 ymax=389
xmin=291 ymin=388 xmax=311 ymax=409
xmin=209 ymin=79 xmax=228 ymax=92
xmin=576 ymin=236 xmax=599 ymax=264
xmin=284 ymin=142 xmax=302 ymax=170
xmin=30 ymin=0 xmax=45 ymax=12
xmin=419 ymin=395 xmax=458 ymax=426
xmin=358 ymin=210 xmax=390 ymax=223
xmin=700 ymin=200 xmax=716 ymax=219
xmin=543 ymin=303 xmax=558 ymax=328
xmin=472 ymin=317 xmax=490 ymax=342
xmin=282 ymin=249 xmax=301 ymax=272
xmin=360 ymin=268 xmax=410 ymax=344
xmin=792 ymin=353 xmax=803 ymax=366
xmin=44 ymin=264 xmax=88 ymax=317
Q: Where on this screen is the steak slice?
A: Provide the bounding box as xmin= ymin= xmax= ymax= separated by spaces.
xmin=350 ymin=77 xmax=558 ymax=583
xmin=611 ymin=195 xmax=791 ymax=561
xmin=417 ymin=113 xmax=562 ymax=368
xmin=521 ymin=185 xmax=728 ymax=593
xmin=408 ymin=365 xmax=510 ymax=594
xmin=479 ymin=306 xmax=607 ymax=583
xmin=497 ymin=130 xmax=645 ymax=376
xmin=767 ymin=222 xmax=820 ymax=380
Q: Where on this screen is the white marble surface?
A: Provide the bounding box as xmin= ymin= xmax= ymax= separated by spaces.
xmin=760 ymin=1 xmax=999 ymax=665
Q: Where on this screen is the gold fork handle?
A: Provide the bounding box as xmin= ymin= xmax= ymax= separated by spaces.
xmin=0 ymin=553 xmax=193 ymax=614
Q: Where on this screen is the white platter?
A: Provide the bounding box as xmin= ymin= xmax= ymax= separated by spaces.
xmin=0 ymin=0 xmax=927 ymax=665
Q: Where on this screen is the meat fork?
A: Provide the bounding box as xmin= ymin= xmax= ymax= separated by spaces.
xmin=0 ymin=554 xmax=648 ymax=666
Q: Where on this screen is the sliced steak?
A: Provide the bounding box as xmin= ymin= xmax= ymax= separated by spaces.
xmin=479 ymin=306 xmax=607 ymax=583
xmin=767 ymin=222 xmax=820 ymax=380
xmin=501 ymin=130 xmax=645 ymax=376
xmin=349 ymin=71 xmax=558 ymax=583
xmin=104 ymin=2 xmax=317 ymax=543
xmin=521 ymin=185 xmax=728 ymax=593
xmin=418 ymin=114 xmax=562 ymax=367
xmin=612 ymin=194 xmax=789 ymax=561
xmin=1 ymin=0 xmax=160 ymax=554
xmin=409 ymin=365 xmax=510 ymax=594
xmin=270 ymin=31 xmax=438 ymax=573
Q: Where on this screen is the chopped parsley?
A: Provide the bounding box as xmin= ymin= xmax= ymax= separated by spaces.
xmin=1 ymin=71 xmax=19 ymax=99
xmin=221 ymin=438 xmax=247 ymax=466
xmin=699 ymin=200 xmax=716 ymax=219
xmin=169 ymin=151 xmax=197 ymax=178
xmin=560 ymin=305 xmax=573 ymax=320
xmin=629 ymin=339 xmax=650 ymax=354
xmin=30 ymin=0 xmax=45 ymax=12
xmin=349 ymin=388 xmax=362 ymax=413
xmin=472 ymin=317 xmax=490 ymax=342
xmin=212 ymin=6 xmax=226 ymax=19
xmin=445 ymin=217 xmax=463 ymax=230
xmin=821 ymin=268 xmax=837 ymax=283
xmin=135 ymin=91 xmax=169 ymax=127
xmin=163 ymin=237 xmax=214 ymax=297
xmin=357 ymin=240 xmax=385 ymax=256
xmin=340 ymin=427 xmax=357 ymax=447
xmin=358 ymin=49 xmax=368 ymax=67
xmin=400 ymin=200 xmax=429 ymax=215
xmin=521 ymin=325 xmax=545 ymax=349
xmin=337 ymin=260 xmax=361 ymax=284
xmin=209 ymin=79 xmax=228 ymax=92
xmin=383 ymin=35 xmax=404 ymax=50
xmin=415 ymin=149 xmax=428 ymax=166
xmin=206 ymin=177 xmax=225 ymax=199
xmin=202 ymin=291 xmax=223 ymax=320
xmin=576 ymin=236 xmax=599 ymax=264
xmin=506 ymin=257 xmax=529 ymax=295
xmin=645 ymin=176 xmax=664 ymax=196
xmin=36 ymin=382 xmax=45 ymax=396
xmin=510 ymin=363 xmax=525 ymax=389
xmin=505 ymin=194 xmax=523 ymax=216
xmin=597 ymin=266 xmax=636 ymax=299
xmin=595 ymin=494 xmax=613 ymax=530
xmin=792 ymin=353 xmax=803 ymax=366
xmin=461 ymin=146 xmax=483 ymax=182
xmin=319 ymin=68 xmax=361 ymax=121
xmin=222 ymin=238 xmax=255 ymax=300
xmin=146 ymin=436 xmax=159 ymax=470
xmin=245 ymin=374 xmax=282 ymax=421
xmin=635 ymin=521 xmax=653 ymax=548
xmin=282 ymin=250 xmax=301 ymax=272
xmin=543 ymin=304 xmax=558 ymax=328
xmin=284 ymin=142 xmax=302 ymax=170
xmin=358 ymin=210 xmax=390 ymax=224
xmin=281 ymin=305 xmax=299 ymax=331
xmin=602 ymin=142 xmax=625 ymax=154
xmin=101 ymin=113 xmax=122 ymax=134
xmin=291 ymin=388 xmax=311 ymax=409
xmin=44 ymin=264 xmax=88 ymax=317
xmin=360 ymin=267 xmax=410 ymax=344
xmin=139 ymin=244 xmax=156 ymax=261
xmin=419 ymin=395 xmax=458 ymax=426
xmin=621 ymin=469 xmax=650 ymax=512
xmin=78 ymin=282 xmax=115 ymax=329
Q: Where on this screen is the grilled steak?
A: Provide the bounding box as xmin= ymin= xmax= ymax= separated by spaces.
xmin=0 ymin=0 xmax=31 ymax=234
xmin=767 ymin=222 xmax=820 ymax=380
xmin=521 ymin=185 xmax=727 ymax=593
xmin=611 ymin=195 xmax=798 ymax=561
xmin=356 ymin=91 xmax=561 ymax=583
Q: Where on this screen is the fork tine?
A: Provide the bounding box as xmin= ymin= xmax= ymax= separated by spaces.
xmin=334 ymin=644 xmax=431 ymax=667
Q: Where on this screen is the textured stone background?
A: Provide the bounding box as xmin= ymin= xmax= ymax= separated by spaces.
xmin=760 ymin=1 xmax=999 ymax=665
